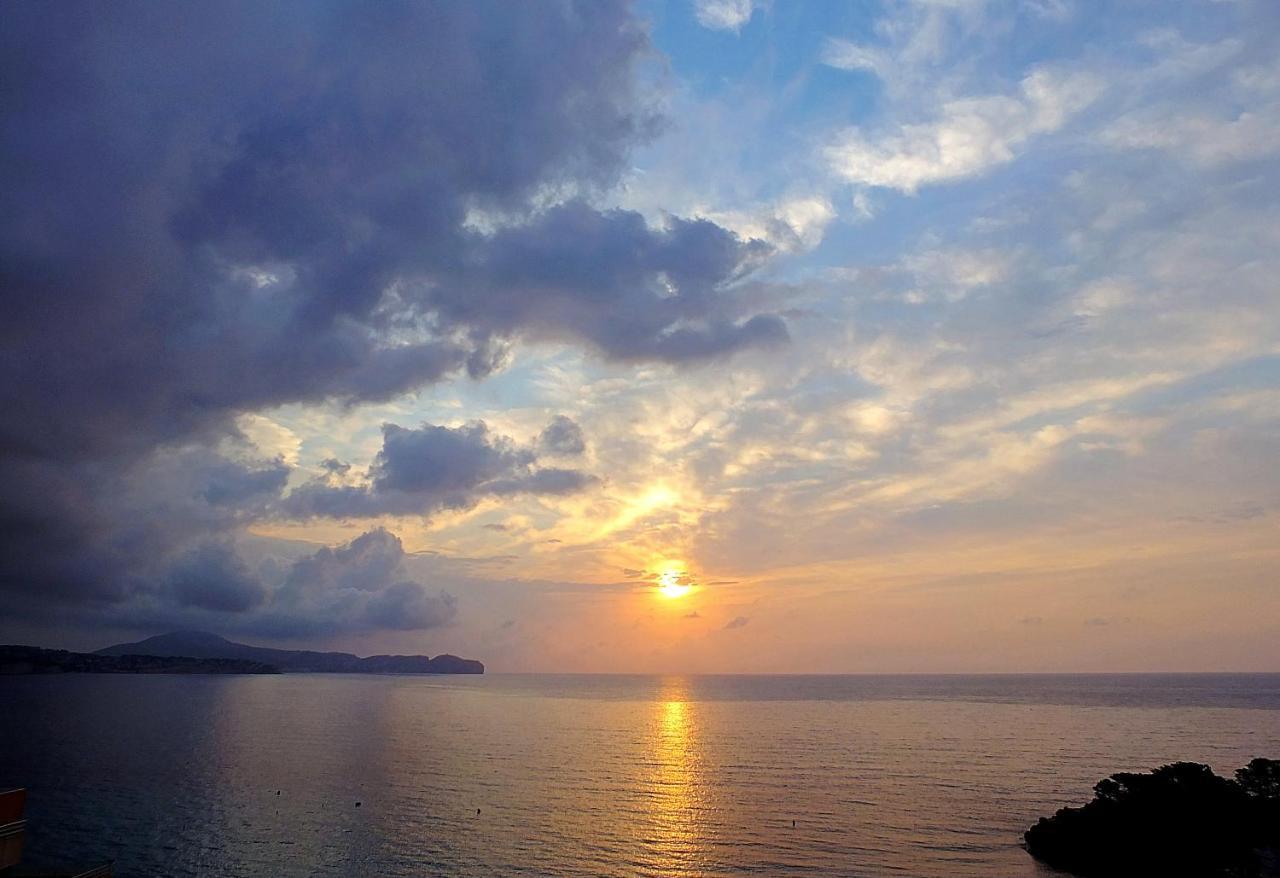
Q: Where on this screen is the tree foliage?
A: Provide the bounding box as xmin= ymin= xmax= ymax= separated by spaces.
xmin=1025 ymin=759 xmax=1280 ymax=876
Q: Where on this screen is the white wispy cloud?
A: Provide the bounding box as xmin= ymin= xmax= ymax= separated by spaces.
xmin=693 ymin=0 xmax=755 ymax=33
xmin=825 ymin=69 xmax=1103 ymax=192
xmin=1102 ymin=104 xmax=1280 ymax=167
xmin=701 ymin=195 xmax=836 ymax=253
xmin=820 ymin=0 xmax=993 ymax=96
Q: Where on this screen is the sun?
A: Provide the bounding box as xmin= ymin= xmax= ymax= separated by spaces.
xmin=656 ymin=563 xmax=693 ymax=599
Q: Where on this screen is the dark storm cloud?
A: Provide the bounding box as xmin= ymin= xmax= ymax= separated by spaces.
xmin=0 ymin=1 xmax=782 ymax=630
xmin=374 ymin=423 xmax=534 ymax=496
xmin=0 ymin=446 xmax=288 ymax=604
xmin=282 ymin=420 xmax=596 ymax=520
xmin=168 ymin=543 xmax=267 ymax=613
xmin=57 ymin=527 xmax=459 ymax=640
xmin=2 ymin=1 xmax=665 ymax=459
xmin=539 ymin=415 xmax=587 ymax=457
xmin=2 ymin=0 xmax=776 ymax=460
xmin=442 ymin=202 xmax=784 ymax=361
xmin=198 ymin=457 xmax=293 ymax=508
xmin=364 ymin=582 xmax=457 ymax=632
xmin=259 ymin=529 xmax=458 ymax=637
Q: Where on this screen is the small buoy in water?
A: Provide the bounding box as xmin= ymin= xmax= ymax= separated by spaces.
xmin=792 ymin=820 xmax=796 ymax=828
xmin=276 ymin=791 xmax=281 ymax=796
xmin=356 ymin=801 xmax=362 ymax=808
xmin=477 ymin=808 xmax=481 ymax=815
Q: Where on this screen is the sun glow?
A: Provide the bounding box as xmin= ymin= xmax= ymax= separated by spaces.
xmin=656 ymin=562 xmax=693 ymax=599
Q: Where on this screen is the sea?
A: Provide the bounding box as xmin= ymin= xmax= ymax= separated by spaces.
xmin=3 ymin=673 xmax=1278 ymax=877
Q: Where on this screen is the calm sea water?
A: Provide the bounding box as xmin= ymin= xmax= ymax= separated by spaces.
xmin=3 ymin=673 xmax=1278 ymax=877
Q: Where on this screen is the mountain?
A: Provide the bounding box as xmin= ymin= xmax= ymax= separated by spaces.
xmin=1 ymin=644 xmax=279 ymax=675
xmin=95 ymin=630 xmax=483 ymax=674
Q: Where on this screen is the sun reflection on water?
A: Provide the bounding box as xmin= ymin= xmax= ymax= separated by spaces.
xmin=647 ymin=678 xmax=707 ymax=874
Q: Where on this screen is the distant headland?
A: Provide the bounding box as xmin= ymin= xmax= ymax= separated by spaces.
xmin=0 ymin=644 xmax=279 ymax=675
xmin=2 ymin=630 xmax=483 ymax=675
xmin=97 ymin=630 xmax=484 ymax=674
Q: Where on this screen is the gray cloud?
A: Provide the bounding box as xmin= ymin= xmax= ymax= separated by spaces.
xmin=2 ymin=1 xmax=776 ymax=461
xmin=539 ymin=415 xmax=587 ymax=457
xmin=168 ymin=543 xmax=266 ymax=613
xmin=444 ymin=202 xmax=782 ymax=361
xmin=0 ymin=1 xmax=782 ymax=628
xmin=375 ymin=423 xmax=533 ymax=497
xmin=282 ymin=420 xmax=596 ymax=520
xmin=0 ymin=446 xmax=288 ymax=606
xmin=365 ymin=583 xmax=457 ymax=632
xmin=724 ymin=615 xmax=750 ymax=630
xmin=320 ymin=459 xmax=351 ymax=477
xmin=254 ymin=528 xmax=457 ymax=638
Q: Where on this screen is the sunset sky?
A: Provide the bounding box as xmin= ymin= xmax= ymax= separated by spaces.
xmin=3 ymin=0 xmax=1278 ymax=671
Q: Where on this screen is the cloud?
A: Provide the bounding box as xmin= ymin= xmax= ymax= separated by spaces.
xmin=258 ymin=529 xmax=457 ymax=637
xmin=539 ymin=415 xmax=587 ymax=456
xmin=694 ymin=0 xmax=755 ymax=33
xmin=0 ymin=1 xmax=784 ymax=625
xmin=1101 ymin=105 xmax=1280 ymax=167
xmin=897 ymin=246 xmax=1015 ymax=303
xmin=826 ymin=69 xmax=1103 ymax=192
xmin=374 ymin=423 xmax=533 ymax=496
xmin=1082 ymin=31 xmax=1271 ymax=168
xmin=2 ymin=2 xmax=655 ymax=462
xmin=819 ymin=0 xmax=991 ymax=93
xmin=282 ymin=420 xmax=596 ymax=520
xmin=10 ymin=517 xmax=456 ymax=639
xmin=0 ymin=444 xmax=289 ymax=606
xmin=821 ymin=39 xmax=887 ymax=77
xmin=237 ymin=415 xmax=303 ymax=467
xmin=1023 ymin=0 xmax=1073 ymax=22
xmin=702 ymin=196 xmax=837 ymax=254
xmin=724 ymin=615 xmax=750 ymax=629
xmin=168 ymin=543 xmax=267 ymax=613
xmin=449 ymin=202 xmax=783 ymax=362
xmin=364 ymin=582 xmax=456 ymax=632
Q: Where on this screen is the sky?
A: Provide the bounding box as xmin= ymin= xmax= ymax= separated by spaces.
xmin=2 ymin=0 xmax=1278 ymax=672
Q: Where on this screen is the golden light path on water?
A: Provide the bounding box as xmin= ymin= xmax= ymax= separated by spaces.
xmin=647 ymin=677 xmax=706 ymax=873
